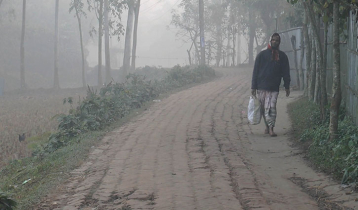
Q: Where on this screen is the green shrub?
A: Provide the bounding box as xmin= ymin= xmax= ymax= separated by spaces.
xmin=0 ymin=191 xmax=17 ymax=210
xmin=36 ymin=65 xmax=215 ymax=155
xmin=289 ymin=97 xmax=358 ymax=185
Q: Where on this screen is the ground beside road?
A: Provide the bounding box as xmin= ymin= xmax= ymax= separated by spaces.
xmin=39 ymin=67 xmax=358 ymax=210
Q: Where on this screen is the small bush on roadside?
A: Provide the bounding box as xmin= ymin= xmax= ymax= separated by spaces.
xmin=288 ymin=97 xmax=358 ymax=185
xmin=0 ymin=191 xmax=17 ymax=210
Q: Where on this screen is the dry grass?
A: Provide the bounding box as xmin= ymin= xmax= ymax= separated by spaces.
xmin=0 ymin=88 xmax=87 ymax=168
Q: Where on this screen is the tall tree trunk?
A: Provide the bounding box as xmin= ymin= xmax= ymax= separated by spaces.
xmin=299 ymin=27 xmax=305 ymax=91
xmin=306 ymin=3 xmax=323 ymax=105
xmin=232 ymin=26 xmax=236 ymax=66
xmin=313 ymin=15 xmax=321 ymax=104
xmin=329 ymin=1 xmax=342 ymax=141
xmin=216 ymin=24 xmax=222 ymax=67
xmin=122 ymin=2 xmax=134 ymax=81
xmin=97 ymin=0 xmax=103 ymax=86
xmin=226 ymin=35 xmax=231 ymax=66
xmin=20 ymin=0 xmax=26 ymax=89
xmin=314 ymin=32 xmax=321 ymax=104
xmin=76 ymin=9 xmax=86 ymax=88
xmin=54 ymin=0 xmax=60 ymax=89
xmin=199 ymin=0 xmax=205 ymax=65
xmin=104 ymin=0 xmax=111 ymax=84
xmin=291 ymin=35 xmax=300 ymax=89
xmin=237 ymin=31 xmax=241 ymax=65
xmin=310 ymin=37 xmax=316 ymax=101
xmin=303 ymin=7 xmax=311 ymax=96
xmin=248 ymin=9 xmax=255 ymax=65
xmin=322 ymin=17 xmax=328 ymax=106
xmin=131 ymin=0 xmax=141 ymax=71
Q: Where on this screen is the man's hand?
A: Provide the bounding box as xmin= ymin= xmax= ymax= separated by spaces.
xmin=285 ymin=89 xmax=290 ymax=97
xmin=251 ymin=89 xmax=257 ymax=97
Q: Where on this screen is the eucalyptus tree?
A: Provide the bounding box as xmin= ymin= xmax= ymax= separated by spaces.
xmin=131 ymin=0 xmax=141 ymax=71
xmin=70 ymin=0 xmax=87 ymax=88
xmin=171 ymin=0 xmax=201 ymax=65
xmin=104 ymin=0 xmax=111 ymax=84
xmin=87 ymin=0 xmax=104 ymax=86
xmin=203 ymin=0 xmax=225 ymax=66
xmin=54 ymin=0 xmax=60 ymax=89
xmin=20 ymin=0 xmax=26 ymax=89
xmin=122 ymin=0 xmax=134 ymax=80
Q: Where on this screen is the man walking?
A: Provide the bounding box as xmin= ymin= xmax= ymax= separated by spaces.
xmin=251 ymin=33 xmax=291 ymax=137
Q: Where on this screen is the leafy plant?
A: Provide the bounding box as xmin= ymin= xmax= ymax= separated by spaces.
xmin=0 ymin=191 xmax=17 ymax=210
xmin=36 ymin=65 xmax=215 ymax=155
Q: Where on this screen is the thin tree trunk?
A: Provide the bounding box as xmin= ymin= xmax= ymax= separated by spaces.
xmin=313 ymin=15 xmax=321 ymax=104
xmin=299 ymin=27 xmax=305 ymax=91
xmin=187 ymin=49 xmax=192 ymax=65
xmin=248 ymin=9 xmax=255 ymax=65
xmin=226 ymin=35 xmax=231 ymax=66
xmin=54 ymin=0 xmax=60 ymax=89
xmin=291 ymin=35 xmax=300 ymax=89
xmin=310 ymin=37 xmax=316 ymax=101
xmin=75 ymin=9 xmax=86 ymax=88
xmin=306 ymin=2 xmax=323 ymax=105
xmin=329 ymin=0 xmax=342 ymax=141
xmin=322 ymin=17 xmax=328 ymax=106
xmin=232 ymin=27 xmax=236 ymax=66
xmin=131 ymin=0 xmax=140 ymax=71
xmin=199 ymin=0 xmax=205 ymax=65
xmin=122 ymin=2 xmax=134 ymax=81
xmin=237 ymin=31 xmax=241 ymax=65
xmin=97 ymin=0 xmax=103 ymax=86
xmin=303 ymin=6 xmax=311 ymax=96
xmin=20 ymin=0 xmax=26 ymax=89
xmin=216 ymin=24 xmax=222 ymax=67
xmin=104 ymin=0 xmax=111 ymax=84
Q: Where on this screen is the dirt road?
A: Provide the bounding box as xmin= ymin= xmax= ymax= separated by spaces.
xmin=40 ymin=68 xmax=357 ymax=210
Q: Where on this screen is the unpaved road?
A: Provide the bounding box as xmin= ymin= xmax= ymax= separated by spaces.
xmin=40 ymin=68 xmax=357 ymax=210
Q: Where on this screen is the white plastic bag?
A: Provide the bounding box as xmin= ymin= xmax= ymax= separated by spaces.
xmin=247 ymin=96 xmax=261 ymax=125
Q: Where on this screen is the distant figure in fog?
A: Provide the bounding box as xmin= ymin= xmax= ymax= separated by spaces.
xmin=18 ymin=133 xmax=26 ymax=142
xmin=251 ymin=33 xmax=291 ymax=137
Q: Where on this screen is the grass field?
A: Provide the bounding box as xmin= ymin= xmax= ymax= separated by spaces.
xmin=0 ymin=88 xmax=87 ymax=168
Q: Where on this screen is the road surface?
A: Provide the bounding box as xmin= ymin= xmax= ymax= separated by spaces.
xmin=40 ymin=68 xmax=357 ymax=210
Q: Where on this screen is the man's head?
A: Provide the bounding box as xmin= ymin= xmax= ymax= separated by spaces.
xmin=270 ymin=33 xmax=281 ymax=50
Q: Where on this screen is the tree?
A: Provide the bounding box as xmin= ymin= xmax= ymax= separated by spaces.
xmin=70 ymin=0 xmax=87 ymax=88
xmin=131 ymin=0 xmax=140 ymax=71
xmin=122 ymin=1 xmax=134 ymax=81
xmin=205 ymin=0 xmax=226 ymax=66
xmin=20 ymin=0 xmax=26 ymax=89
xmin=302 ymin=6 xmax=311 ymax=95
xmin=54 ymin=0 xmax=60 ymax=89
xmin=171 ymin=0 xmax=201 ymax=65
xmin=104 ymin=0 xmax=111 ymax=84
xmin=329 ymin=0 xmax=341 ymax=141
xmin=199 ymin=0 xmax=205 ymax=65
xmin=98 ymin=0 xmax=104 ymax=86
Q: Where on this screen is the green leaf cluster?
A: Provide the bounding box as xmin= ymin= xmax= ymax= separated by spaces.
xmin=0 ymin=191 xmax=17 ymax=210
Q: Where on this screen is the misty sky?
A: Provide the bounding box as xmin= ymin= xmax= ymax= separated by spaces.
xmin=87 ymin=0 xmax=189 ymax=68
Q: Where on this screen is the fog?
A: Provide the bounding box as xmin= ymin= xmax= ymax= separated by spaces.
xmin=0 ymin=0 xmax=287 ymax=90
xmin=88 ymin=0 xmax=190 ymax=68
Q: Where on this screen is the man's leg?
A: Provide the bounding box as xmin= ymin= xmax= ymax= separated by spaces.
xmin=264 ymin=92 xmax=279 ymax=137
xmin=258 ymin=91 xmax=270 ymax=134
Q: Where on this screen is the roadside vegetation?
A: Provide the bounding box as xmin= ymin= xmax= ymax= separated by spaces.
xmin=0 ymin=65 xmax=216 ymax=209
xmin=288 ymin=97 xmax=358 ymax=186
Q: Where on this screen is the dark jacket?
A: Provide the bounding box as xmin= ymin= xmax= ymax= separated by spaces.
xmin=251 ymin=48 xmax=291 ymax=92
